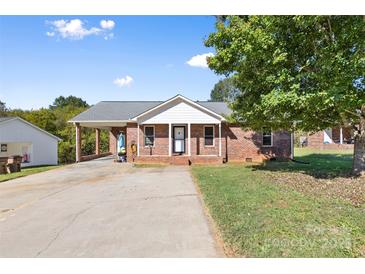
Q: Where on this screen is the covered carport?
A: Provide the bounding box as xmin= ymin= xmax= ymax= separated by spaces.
xmin=71 ymin=120 xmax=127 ymax=162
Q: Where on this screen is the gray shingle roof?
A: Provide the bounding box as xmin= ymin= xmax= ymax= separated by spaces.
xmin=197 ymin=102 xmax=232 ymax=117
xmin=70 ymin=100 xmax=231 ymax=122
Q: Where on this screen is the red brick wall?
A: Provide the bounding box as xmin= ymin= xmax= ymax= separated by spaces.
xmin=109 ymin=127 xmax=126 ymax=155
xmin=307 ymin=131 xmax=324 ymax=148
xmin=191 ymin=124 xmax=219 ymax=156
xmin=138 ymin=124 xmax=169 ymax=156
xmin=112 ymin=122 xmax=292 ymax=163
xmin=126 ymin=123 xmax=137 ymax=160
xmin=223 ymin=124 xmax=291 ymax=162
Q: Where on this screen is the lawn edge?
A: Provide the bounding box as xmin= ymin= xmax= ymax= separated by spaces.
xmin=189 ymin=166 xmax=238 ymax=258
xmin=0 ymin=165 xmax=62 ymax=183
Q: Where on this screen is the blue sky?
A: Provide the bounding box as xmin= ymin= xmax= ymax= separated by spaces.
xmin=0 ymin=16 xmax=222 ymax=109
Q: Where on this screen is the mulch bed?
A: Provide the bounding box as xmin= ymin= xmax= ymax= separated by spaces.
xmin=263 ymin=171 xmax=365 ymax=207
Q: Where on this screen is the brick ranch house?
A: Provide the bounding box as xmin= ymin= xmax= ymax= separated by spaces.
xmin=306 ymin=127 xmax=354 ymax=150
xmin=69 ymin=94 xmax=292 ymax=164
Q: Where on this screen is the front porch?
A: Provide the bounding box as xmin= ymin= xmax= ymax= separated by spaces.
xmin=73 ymin=122 xmax=224 ymax=165
xmin=131 ymin=122 xmax=224 ymax=165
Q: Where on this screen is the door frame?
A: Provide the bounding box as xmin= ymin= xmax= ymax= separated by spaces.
xmin=172 ymin=126 xmax=186 ymax=153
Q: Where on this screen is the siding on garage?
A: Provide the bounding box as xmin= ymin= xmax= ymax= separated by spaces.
xmin=0 ymin=118 xmax=59 ymax=166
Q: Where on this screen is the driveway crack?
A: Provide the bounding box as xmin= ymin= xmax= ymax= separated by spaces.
xmin=35 ymin=205 xmax=93 ymax=257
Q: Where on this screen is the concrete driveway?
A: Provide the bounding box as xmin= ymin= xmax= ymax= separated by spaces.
xmin=0 ymin=157 xmax=221 ymax=257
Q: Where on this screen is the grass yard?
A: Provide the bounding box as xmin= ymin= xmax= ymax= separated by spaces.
xmin=0 ymin=165 xmax=59 ymax=183
xmin=261 ymin=147 xmax=354 ymax=178
xmin=192 ymin=148 xmax=365 ymax=257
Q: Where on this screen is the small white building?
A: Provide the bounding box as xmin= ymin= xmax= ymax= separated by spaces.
xmin=0 ymin=117 xmax=61 ymax=166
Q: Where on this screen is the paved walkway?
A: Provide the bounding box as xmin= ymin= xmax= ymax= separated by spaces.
xmin=0 ymin=157 xmax=221 ymax=257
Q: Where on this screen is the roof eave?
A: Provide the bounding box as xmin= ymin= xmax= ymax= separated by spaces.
xmin=132 ymin=94 xmax=225 ymax=121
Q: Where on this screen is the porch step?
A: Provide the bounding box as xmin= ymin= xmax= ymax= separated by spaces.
xmin=170 ymin=156 xmax=190 ymax=165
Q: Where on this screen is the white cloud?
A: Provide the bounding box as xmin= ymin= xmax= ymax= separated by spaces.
xmin=186 ymin=53 xmax=214 ymax=68
xmin=46 ymin=19 xmax=115 ymax=40
xmin=113 ymin=75 xmax=133 ymax=88
xmin=100 ymin=20 xmax=115 ymax=30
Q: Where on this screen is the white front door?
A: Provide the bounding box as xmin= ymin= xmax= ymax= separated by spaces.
xmin=174 ymin=126 xmax=185 ymax=153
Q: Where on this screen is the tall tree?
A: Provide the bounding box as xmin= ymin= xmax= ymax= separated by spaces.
xmin=205 ymin=16 xmax=365 ymax=174
xmin=0 ymin=100 xmax=7 ymax=116
xmin=50 ymin=95 xmax=89 ymax=109
xmin=209 ymin=77 xmax=239 ymax=102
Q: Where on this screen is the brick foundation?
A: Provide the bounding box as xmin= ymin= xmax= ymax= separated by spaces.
xmin=135 ymin=155 xmax=223 ymax=165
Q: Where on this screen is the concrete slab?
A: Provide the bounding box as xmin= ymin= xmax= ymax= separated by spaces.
xmin=0 ymin=157 xmax=221 ymax=257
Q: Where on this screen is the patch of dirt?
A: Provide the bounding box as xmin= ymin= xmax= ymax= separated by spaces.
xmin=263 ymin=171 xmax=365 ymax=207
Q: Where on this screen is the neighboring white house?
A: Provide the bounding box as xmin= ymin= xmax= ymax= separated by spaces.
xmin=0 ymin=117 xmax=61 ymax=166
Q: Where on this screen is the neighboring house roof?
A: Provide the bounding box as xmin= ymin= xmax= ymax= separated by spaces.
xmin=69 ymin=95 xmax=232 ymax=122
xmin=0 ymin=116 xmax=62 ymax=141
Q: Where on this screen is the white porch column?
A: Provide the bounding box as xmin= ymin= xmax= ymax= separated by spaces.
xmin=188 ymin=123 xmax=191 ymax=156
xmin=340 ymin=127 xmax=343 ymax=144
xmin=75 ymin=122 xmax=81 ymax=162
xmin=137 ymin=123 xmax=140 ymax=156
xmin=168 ymin=123 xmax=172 ymax=156
xmin=219 ymin=122 xmax=222 ymax=157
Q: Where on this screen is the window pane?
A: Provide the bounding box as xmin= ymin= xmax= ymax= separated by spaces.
xmin=205 ymin=137 xmax=213 ymax=146
xmin=145 ymin=127 xmax=154 ymax=136
xmin=205 ymin=126 xmax=213 ymax=136
xmin=263 ymin=136 xmax=272 ymax=146
xmin=145 ymin=136 xmax=154 ymax=146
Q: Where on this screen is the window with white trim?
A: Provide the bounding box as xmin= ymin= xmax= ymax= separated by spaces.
xmin=262 ymin=127 xmax=272 ymax=146
xmin=144 ymin=126 xmax=155 ymax=146
xmin=204 ymin=126 xmax=214 ymax=146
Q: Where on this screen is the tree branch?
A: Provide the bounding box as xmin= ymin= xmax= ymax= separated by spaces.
xmin=344 ymin=109 xmax=361 ymax=118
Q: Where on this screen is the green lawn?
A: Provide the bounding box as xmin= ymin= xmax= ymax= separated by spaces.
xmin=0 ymin=165 xmax=59 ymax=183
xmin=192 ymin=148 xmax=365 ymax=257
xmin=259 ymin=147 xmax=354 ymax=178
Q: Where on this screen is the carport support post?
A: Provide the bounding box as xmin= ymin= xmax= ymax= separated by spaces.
xmin=75 ymin=123 xmax=81 ymax=162
xmin=168 ymin=123 xmax=172 ymax=156
xmin=218 ymin=122 xmax=222 ymax=157
xmin=188 ymin=123 xmax=191 ymax=156
xmin=95 ymin=128 xmax=100 ymax=155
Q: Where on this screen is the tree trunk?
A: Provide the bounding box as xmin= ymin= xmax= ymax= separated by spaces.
xmin=352 ymin=113 xmax=365 ymax=176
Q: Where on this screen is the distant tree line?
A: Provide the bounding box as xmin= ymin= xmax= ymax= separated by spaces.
xmin=0 ymin=96 xmax=109 ymax=164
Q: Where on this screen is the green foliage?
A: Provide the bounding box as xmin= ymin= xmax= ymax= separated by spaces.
xmin=50 ymin=95 xmax=89 ymax=109
xmin=0 ymin=100 xmax=8 ymax=116
xmin=209 ymin=77 xmax=239 ymax=102
xmin=205 ymin=16 xmax=365 ymax=132
xmin=9 ymin=108 xmax=57 ymax=135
